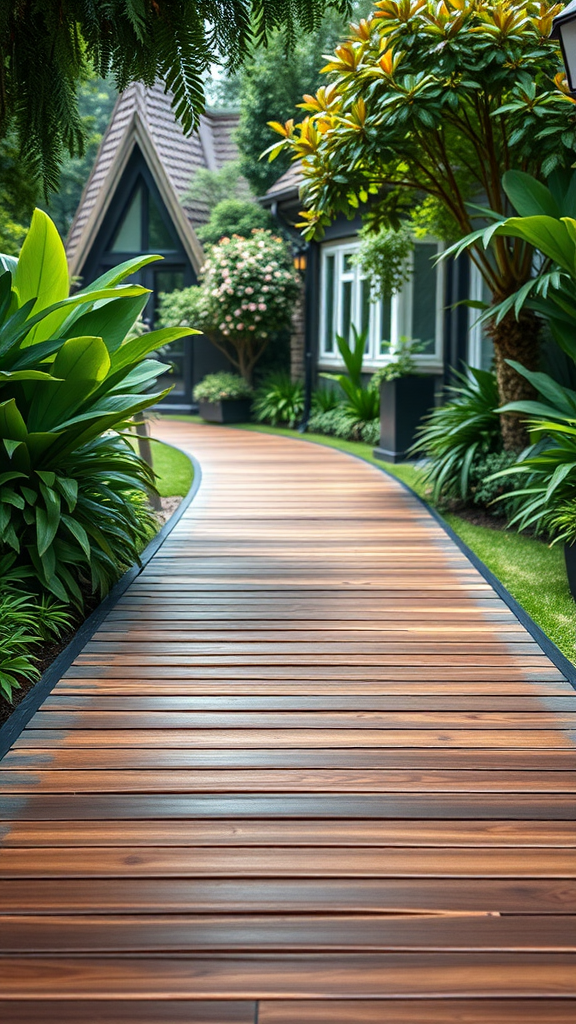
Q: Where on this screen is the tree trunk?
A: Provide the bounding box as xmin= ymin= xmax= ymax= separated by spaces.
xmin=487 ymin=310 xmax=540 ymax=452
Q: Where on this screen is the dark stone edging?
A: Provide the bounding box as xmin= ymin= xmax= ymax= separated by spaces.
xmin=0 ymin=448 xmax=202 ymax=761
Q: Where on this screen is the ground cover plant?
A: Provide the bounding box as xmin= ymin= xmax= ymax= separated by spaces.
xmin=158 ymin=230 xmax=301 ymax=382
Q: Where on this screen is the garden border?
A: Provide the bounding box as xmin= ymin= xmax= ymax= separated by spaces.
xmin=0 ymin=448 xmax=202 ymax=761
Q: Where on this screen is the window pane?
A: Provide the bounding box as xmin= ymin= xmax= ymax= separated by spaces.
xmin=323 ymin=254 xmax=335 ymax=353
xmin=411 ymin=243 xmax=438 ymax=353
xmin=111 ymin=186 xmax=143 ymax=252
xmin=379 ymin=294 xmax=392 ymax=355
xmin=341 ymin=279 xmax=353 ymax=343
xmin=149 ymin=193 xmax=177 ymax=250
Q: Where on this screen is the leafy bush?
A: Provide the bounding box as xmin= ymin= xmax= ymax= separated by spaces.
xmin=493 ymin=361 xmax=576 ymax=544
xmin=0 ymin=209 xmax=189 ymax=606
xmin=360 ymin=418 xmax=380 ymax=446
xmin=321 ymin=326 xmax=380 ymax=422
xmin=412 ymin=368 xmax=501 ymax=504
xmin=469 ymin=450 xmax=522 ymax=518
xmin=158 ymin=230 xmax=301 ymax=382
xmin=0 ymin=578 xmax=72 ymax=701
xmin=193 ymin=372 xmax=253 ymax=403
xmin=197 ymin=200 xmax=275 ymax=247
xmin=312 ymin=386 xmax=341 ymax=413
xmin=253 ymin=373 xmax=304 ymax=427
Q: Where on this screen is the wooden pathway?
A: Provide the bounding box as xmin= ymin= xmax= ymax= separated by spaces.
xmin=1 ymin=420 xmax=575 ymax=1023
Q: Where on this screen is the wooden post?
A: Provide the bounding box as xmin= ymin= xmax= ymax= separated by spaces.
xmin=134 ymin=414 xmax=163 ymax=511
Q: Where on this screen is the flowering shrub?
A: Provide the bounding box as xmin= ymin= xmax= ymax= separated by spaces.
xmin=158 ymin=229 xmax=301 ymax=381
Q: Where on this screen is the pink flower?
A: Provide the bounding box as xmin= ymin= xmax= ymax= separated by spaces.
xmin=258 ymin=303 xmax=267 ymax=311
xmin=248 ymin=325 xmax=256 ymax=331
xmin=236 ymin=323 xmax=244 ymax=330
xmin=264 ymin=274 xmax=272 ymax=281
xmin=248 ymin=303 xmax=257 ymax=312
xmin=245 ymin=286 xmax=254 ymax=294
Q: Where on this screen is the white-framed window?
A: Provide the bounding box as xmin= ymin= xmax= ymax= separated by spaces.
xmin=467 ymin=264 xmax=494 ymax=371
xmin=319 ymin=238 xmax=445 ymax=370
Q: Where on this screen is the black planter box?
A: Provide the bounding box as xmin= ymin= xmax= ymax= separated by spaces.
xmin=373 ymin=374 xmax=438 ymax=464
xmin=198 ymin=399 xmax=252 ymax=424
xmin=565 ymin=543 xmax=576 ymax=602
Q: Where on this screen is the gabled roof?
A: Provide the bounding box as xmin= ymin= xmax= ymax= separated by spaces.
xmin=66 ymin=83 xmax=239 ymax=276
xmin=263 ymin=161 xmax=304 ymax=204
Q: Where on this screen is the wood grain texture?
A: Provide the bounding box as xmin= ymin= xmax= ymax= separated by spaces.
xmin=1 ymin=420 xmax=575 ymax=1020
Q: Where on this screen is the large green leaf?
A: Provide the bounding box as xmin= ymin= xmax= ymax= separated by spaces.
xmin=28 ymin=336 xmax=110 ymax=432
xmin=13 ymin=210 xmax=70 ymax=345
xmin=110 ymin=326 xmax=195 ymax=371
xmin=85 ymin=255 xmax=161 ymax=292
xmin=493 ymin=216 xmax=576 ymax=273
xmin=62 ymin=293 xmax=150 ymax=354
xmin=0 ymin=399 xmax=27 ymax=441
xmin=502 ymin=171 xmax=560 ymax=218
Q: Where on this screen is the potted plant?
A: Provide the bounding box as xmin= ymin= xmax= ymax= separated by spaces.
xmin=193 ymin=372 xmax=253 ymax=423
xmin=372 ymin=338 xmax=439 ymax=463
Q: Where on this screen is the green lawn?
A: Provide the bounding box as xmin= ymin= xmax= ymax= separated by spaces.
xmin=167 ymin=417 xmax=575 ymax=663
xmin=130 ymin=436 xmax=194 ymax=497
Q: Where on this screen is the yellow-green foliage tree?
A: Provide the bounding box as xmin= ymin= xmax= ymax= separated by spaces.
xmin=269 ymin=0 xmax=576 ymax=449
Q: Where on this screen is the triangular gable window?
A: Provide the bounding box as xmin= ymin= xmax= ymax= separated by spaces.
xmin=108 ymin=178 xmax=181 ymax=254
xmin=110 ymin=185 xmax=143 ymax=252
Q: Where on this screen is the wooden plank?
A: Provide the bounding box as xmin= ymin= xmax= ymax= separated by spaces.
xmin=2 ymin=914 xmax=575 ymax=953
xmin=25 ymin=710 xmax=576 ymax=730
xmin=5 ymin=748 xmax=576 ymax=771
xmin=0 ymin=1001 xmax=255 ymax=1023
xmin=3 ymin=768 xmax=576 ymax=795
xmin=258 ymin=1000 xmax=576 ymax=1023
xmin=1 ymin=954 xmax=575 ymax=998
xmin=2 ymin=819 xmax=574 ymax=848
xmin=1 ymin=878 xmax=575 ymax=913
xmin=38 ymin=695 xmax=576 ymax=711
xmin=2 ymin=793 xmax=576 ymax=820
xmin=1 ymin=846 xmax=574 ymax=878
xmin=15 ymin=728 xmax=575 ymax=749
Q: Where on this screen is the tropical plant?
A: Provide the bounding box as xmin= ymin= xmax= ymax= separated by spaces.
xmin=411 ymin=368 xmax=502 ymax=504
xmin=193 ymin=372 xmax=253 ymax=403
xmin=491 ymin=362 xmax=576 ymax=543
xmin=312 ymin=385 xmax=341 ymax=413
xmin=452 ymin=169 xmax=576 ymax=368
xmin=0 ymin=208 xmax=191 ymax=605
xmin=321 ymin=326 xmax=380 ymax=421
xmin=269 ymin=0 xmax=576 ymax=449
xmin=253 ymin=372 xmax=304 ymax=426
xmin=158 ymin=230 xmax=301 ymax=382
xmin=0 ymin=580 xmax=72 ymax=702
xmin=0 ymin=1 xmax=349 ymax=190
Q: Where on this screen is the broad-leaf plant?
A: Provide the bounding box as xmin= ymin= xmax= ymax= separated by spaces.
xmin=0 ymin=209 xmax=191 ymax=606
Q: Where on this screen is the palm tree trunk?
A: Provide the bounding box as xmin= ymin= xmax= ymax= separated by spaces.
xmin=487 ymin=310 xmax=540 ymax=451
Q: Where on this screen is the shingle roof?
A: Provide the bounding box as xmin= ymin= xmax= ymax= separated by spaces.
xmin=264 ymin=161 xmax=304 ymax=202
xmin=66 ymin=83 xmax=239 ymax=269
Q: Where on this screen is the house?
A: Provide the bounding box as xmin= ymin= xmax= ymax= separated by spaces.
xmin=262 ymin=162 xmax=495 ymax=390
xmin=66 ymin=82 xmax=240 ymax=409
xmin=68 ymin=83 xmax=493 ymax=412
